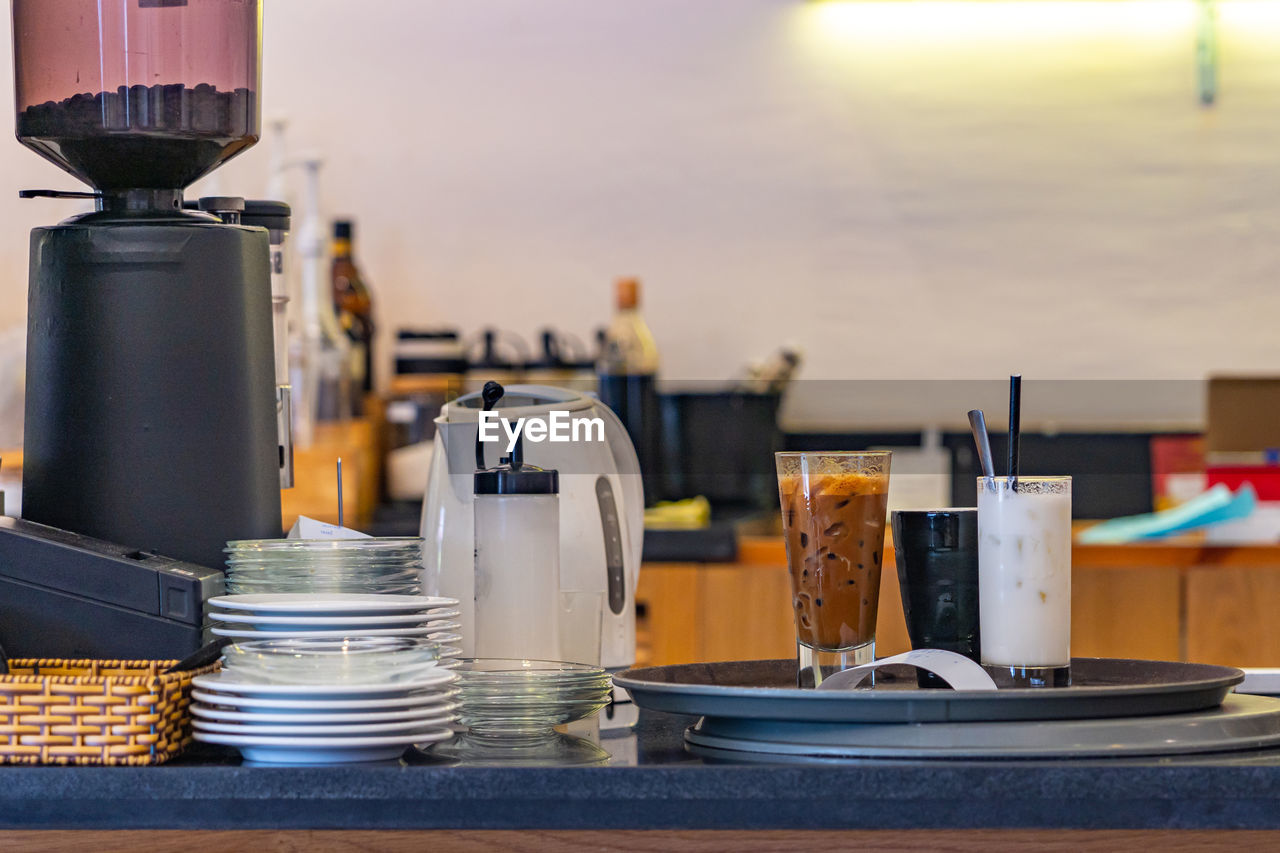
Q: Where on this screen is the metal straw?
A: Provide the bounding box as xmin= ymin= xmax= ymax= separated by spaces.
xmin=967 ymin=410 xmax=996 ymax=480
xmin=1007 ymin=375 xmax=1022 ymax=489
xmin=337 ymin=457 xmax=344 ymax=530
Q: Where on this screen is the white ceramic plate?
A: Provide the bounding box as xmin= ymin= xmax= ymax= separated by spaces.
xmin=209 ymin=610 xmax=459 ymax=627
xmin=192 ymin=689 xmax=456 ymax=712
xmin=194 ymin=726 xmax=453 ymax=764
xmin=209 ymin=594 xmax=457 ymax=615
xmin=193 ymin=713 xmax=455 ymax=736
xmin=193 ymin=669 xmax=456 ymax=697
xmin=191 ymin=701 xmax=459 ymax=725
xmin=211 ymin=625 xmax=442 ymax=640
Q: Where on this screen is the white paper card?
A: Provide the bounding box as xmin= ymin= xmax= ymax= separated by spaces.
xmin=815 ymin=649 xmax=998 ymax=692
xmin=286 ymin=515 xmax=372 ymax=540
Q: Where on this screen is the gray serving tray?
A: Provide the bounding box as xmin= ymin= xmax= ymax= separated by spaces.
xmin=684 ymin=693 xmax=1280 ymax=760
xmin=614 ymin=658 xmax=1243 ymax=724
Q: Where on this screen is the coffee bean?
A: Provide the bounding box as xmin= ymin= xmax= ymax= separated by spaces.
xmin=17 ymin=84 xmax=257 ymax=191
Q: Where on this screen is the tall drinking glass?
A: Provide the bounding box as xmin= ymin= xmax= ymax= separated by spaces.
xmin=776 ymin=451 xmax=891 ymax=687
xmin=977 ymin=476 xmax=1072 ymax=687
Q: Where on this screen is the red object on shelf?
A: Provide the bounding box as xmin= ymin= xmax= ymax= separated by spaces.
xmin=1206 ymin=466 xmax=1280 ymax=502
xmin=1151 ymin=435 xmax=1204 ymax=509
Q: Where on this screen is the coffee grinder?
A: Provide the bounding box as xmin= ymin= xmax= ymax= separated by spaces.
xmin=0 ymin=0 xmax=281 ymax=657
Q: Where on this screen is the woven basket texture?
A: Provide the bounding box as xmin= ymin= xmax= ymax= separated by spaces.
xmin=0 ymin=658 xmax=218 ymax=765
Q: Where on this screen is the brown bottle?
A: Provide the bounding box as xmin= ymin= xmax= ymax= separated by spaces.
xmin=330 ymin=220 xmax=375 ymax=411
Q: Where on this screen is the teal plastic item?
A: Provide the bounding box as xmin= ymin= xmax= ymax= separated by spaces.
xmin=1077 ymin=484 xmax=1257 ymax=545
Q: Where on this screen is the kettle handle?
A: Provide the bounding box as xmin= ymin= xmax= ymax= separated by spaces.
xmin=592 ymin=400 xmax=645 ymax=588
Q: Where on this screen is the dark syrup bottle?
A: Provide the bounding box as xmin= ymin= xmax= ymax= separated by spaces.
xmin=597 ymin=277 xmax=661 ymax=505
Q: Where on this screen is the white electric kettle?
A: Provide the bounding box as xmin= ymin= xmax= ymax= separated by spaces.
xmin=421 ymin=385 xmax=643 ymax=671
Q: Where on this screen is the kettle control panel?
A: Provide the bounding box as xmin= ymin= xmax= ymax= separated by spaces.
xmin=595 ymin=476 xmax=627 ymax=615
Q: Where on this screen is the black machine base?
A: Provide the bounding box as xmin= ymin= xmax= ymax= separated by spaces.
xmin=0 ymin=516 xmax=221 ymax=660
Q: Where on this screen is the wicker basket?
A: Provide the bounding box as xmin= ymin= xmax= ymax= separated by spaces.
xmin=0 ymin=658 xmax=218 ymax=765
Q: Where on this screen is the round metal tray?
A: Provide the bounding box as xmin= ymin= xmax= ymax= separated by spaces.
xmin=685 ymin=693 xmax=1280 ymax=760
xmin=614 ymin=658 xmax=1244 ymax=724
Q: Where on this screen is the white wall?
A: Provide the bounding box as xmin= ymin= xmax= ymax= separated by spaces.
xmin=3 ymin=0 xmax=1280 ymax=429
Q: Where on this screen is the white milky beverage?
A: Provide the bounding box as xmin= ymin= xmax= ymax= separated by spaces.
xmin=977 ymin=478 xmax=1071 ymax=668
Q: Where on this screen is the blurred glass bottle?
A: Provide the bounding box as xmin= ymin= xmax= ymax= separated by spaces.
xmin=597 ymin=277 xmax=661 ymax=505
xmin=331 ymin=220 xmax=375 ymax=414
xmin=293 ymin=158 xmax=351 ymax=434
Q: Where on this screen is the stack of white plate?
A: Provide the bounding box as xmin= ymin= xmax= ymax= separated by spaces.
xmin=192 ymin=637 xmax=459 ymax=764
xmin=207 ymin=594 xmax=461 ymax=663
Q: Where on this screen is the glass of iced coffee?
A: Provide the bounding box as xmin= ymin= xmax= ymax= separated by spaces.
xmin=977 ymin=476 xmax=1072 ymax=687
xmin=776 ymin=451 xmax=891 ymax=687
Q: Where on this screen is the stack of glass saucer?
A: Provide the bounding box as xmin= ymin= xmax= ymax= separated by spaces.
xmin=429 ymin=659 xmax=613 ymax=764
xmin=447 ymin=659 xmax=611 ymax=738
xmin=192 ymin=637 xmax=459 ymax=764
xmin=206 ymin=594 xmax=461 ymax=664
xmin=224 ymin=537 xmax=424 ymax=595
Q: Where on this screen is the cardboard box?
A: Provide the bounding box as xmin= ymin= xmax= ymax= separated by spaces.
xmin=1206 ymin=377 xmax=1280 ymax=454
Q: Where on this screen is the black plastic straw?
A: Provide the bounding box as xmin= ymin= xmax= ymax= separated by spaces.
xmin=1007 ymin=375 xmax=1022 ymax=488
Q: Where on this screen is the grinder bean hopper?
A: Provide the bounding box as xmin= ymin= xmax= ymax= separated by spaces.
xmin=0 ymin=0 xmax=281 ymax=658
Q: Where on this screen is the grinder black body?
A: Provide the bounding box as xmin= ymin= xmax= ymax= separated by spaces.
xmin=22 ymin=205 xmax=283 ymax=570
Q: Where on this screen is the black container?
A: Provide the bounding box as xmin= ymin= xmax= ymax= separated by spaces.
xmin=891 ymin=508 xmax=980 ymax=688
xmin=657 ymin=391 xmax=782 ymax=507
xmin=22 ymin=210 xmax=282 ymax=569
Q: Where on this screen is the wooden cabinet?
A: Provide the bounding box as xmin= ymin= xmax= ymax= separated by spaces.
xmin=635 ymin=535 xmax=1280 ymax=668
xmin=635 ymin=539 xmax=909 ymax=667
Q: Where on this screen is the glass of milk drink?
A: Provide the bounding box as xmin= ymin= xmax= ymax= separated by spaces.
xmin=977 ymin=476 xmax=1071 ymax=687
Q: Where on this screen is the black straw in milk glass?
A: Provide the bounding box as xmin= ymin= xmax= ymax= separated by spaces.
xmin=1007 ymin=375 xmax=1022 ymax=490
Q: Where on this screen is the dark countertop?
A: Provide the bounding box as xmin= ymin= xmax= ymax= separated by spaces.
xmin=7 ymin=709 xmax=1280 ymax=831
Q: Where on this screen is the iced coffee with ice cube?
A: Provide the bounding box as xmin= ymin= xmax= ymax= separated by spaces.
xmin=977 ymin=476 xmax=1072 ymax=687
xmin=776 ymin=451 xmax=891 ymax=687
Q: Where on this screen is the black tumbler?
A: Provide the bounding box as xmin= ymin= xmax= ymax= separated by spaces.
xmin=891 ymin=508 xmax=980 ymax=688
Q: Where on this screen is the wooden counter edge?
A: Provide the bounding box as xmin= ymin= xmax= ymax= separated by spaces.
xmin=4 ymin=829 xmax=1279 ymax=852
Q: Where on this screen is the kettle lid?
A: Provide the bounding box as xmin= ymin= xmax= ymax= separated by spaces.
xmin=442 ymin=384 xmax=592 ymax=421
